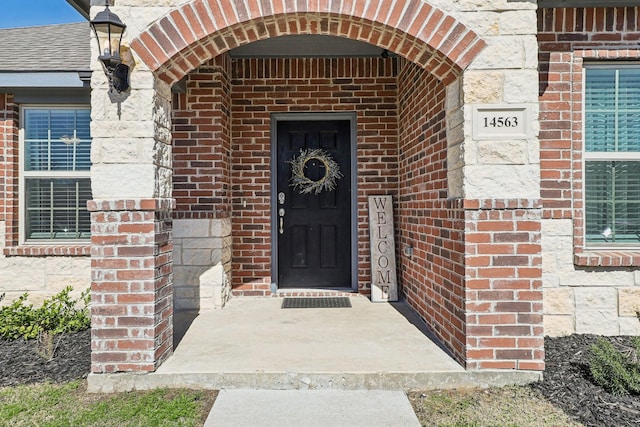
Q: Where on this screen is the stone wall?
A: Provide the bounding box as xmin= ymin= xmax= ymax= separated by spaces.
xmin=172 ymin=218 xmax=232 ymax=309
xmin=0 ymin=237 xmax=91 ymax=306
xmin=539 ymin=7 xmax=640 ymax=336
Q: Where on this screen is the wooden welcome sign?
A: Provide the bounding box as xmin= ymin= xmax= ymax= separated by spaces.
xmin=368 ymin=195 xmax=398 ymax=302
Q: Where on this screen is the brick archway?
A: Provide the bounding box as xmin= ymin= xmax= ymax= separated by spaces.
xmin=130 ymin=0 xmax=485 ymax=85
xmin=89 ymin=1 xmax=546 ymax=380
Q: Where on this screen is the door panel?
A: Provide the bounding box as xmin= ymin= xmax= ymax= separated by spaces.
xmin=276 ymin=120 xmax=351 ymax=289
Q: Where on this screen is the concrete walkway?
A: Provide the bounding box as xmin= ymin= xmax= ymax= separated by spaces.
xmin=88 ymin=296 xmax=541 ymax=392
xmin=204 ymin=389 xmax=420 ymax=427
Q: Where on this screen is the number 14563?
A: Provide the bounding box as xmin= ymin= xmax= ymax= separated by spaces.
xmin=483 ymin=116 xmax=518 ymax=128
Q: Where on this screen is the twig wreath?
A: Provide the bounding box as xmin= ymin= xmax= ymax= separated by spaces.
xmin=288 ymin=148 xmax=343 ymax=195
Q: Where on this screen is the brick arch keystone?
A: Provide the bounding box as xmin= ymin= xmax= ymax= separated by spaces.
xmin=130 ymin=0 xmax=486 ymax=85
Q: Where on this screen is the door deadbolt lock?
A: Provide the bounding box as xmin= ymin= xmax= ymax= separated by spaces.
xmin=278 ymin=192 xmax=285 ymax=205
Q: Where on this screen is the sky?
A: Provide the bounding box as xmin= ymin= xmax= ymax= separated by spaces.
xmin=0 ymin=0 xmax=84 ymax=29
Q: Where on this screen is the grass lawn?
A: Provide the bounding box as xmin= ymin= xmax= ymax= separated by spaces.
xmin=1 ymin=381 xmax=583 ymax=426
xmin=409 ymin=386 xmax=582 ymax=427
xmin=0 ymin=381 xmax=217 ymax=427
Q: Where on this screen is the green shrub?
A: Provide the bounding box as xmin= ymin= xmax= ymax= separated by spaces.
xmin=589 ymin=337 xmax=640 ymax=395
xmin=0 ymin=286 xmax=90 ymax=340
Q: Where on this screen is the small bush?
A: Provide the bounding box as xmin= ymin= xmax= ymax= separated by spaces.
xmin=589 ymin=337 xmax=640 ymax=395
xmin=0 ymin=287 xmax=90 ymax=341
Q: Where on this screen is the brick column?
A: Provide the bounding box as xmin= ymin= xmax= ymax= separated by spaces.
xmin=464 ymin=198 xmax=544 ymax=371
xmin=89 ymin=45 xmax=174 ymax=371
xmin=89 ymin=198 xmax=174 ymax=373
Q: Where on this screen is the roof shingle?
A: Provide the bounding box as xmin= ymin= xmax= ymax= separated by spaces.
xmin=0 ymin=22 xmax=90 ymax=72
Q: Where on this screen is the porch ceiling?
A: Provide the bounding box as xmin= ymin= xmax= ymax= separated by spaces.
xmin=228 ymin=35 xmax=387 ymax=58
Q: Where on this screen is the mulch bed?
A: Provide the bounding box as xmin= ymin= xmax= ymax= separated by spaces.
xmin=0 ymin=329 xmax=90 ymax=387
xmin=2 ymin=331 xmax=640 ymax=426
xmin=532 ymin=335 xmax=640 ymax=427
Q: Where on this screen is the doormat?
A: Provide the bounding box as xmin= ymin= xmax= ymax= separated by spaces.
xmin=281 ymin=297 xmax=352 ymax=309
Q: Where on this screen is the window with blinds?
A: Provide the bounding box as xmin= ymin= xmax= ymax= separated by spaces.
xmin=584 ymin=65 xmax=640 ymax=245
xmin=21 ymin=108 xmax=92 ymax=242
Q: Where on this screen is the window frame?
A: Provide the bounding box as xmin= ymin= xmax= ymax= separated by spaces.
xmin=582 ymin=62 xmax=640 ymax=250
xmin=18 ymin=105 xmax=92 ymax=245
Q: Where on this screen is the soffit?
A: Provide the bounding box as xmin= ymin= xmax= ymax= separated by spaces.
xmin=66 ymin=0 xmax=90 ymax=19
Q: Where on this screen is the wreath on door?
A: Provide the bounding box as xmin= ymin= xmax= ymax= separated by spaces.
xmin=288 ymin=148 xmax=343 ymax=195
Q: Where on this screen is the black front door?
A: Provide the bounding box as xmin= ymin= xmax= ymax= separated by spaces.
xmin=276 ymin=119 xmax=352 ymax=289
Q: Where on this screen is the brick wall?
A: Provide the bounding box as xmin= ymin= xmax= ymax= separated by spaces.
xmin=173 ymin=54 xmax=232 ymax=219
xmin=397 ymin=60 xmax=545 ymax=370
xmin=539 ymin=6 xmax=640 ymax=224
xmin=539 ymin=7 xmax=640 ymax=336
xmin=172 ymin=54 xmax=233 ymax=310
xmin=0 ymin=93 xmax=18 ymax=247
xmin=171 ymin=56 xmax=400 ymax=299
xmin=396 ymin=60 xmax=467 ymax=363
xmin=228 ymin=57 xmax=399 ymax=294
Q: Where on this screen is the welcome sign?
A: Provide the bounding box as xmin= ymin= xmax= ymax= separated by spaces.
xmin=368 ymin=195 xmax=398 ymax=302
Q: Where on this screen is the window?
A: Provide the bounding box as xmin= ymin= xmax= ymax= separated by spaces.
xmin=584 ymin=65 xmax=640 ymax=245
xmin=20 ymin=107 xmax=92 ymax=242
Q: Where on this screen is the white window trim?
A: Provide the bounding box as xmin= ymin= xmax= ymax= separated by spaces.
xmin=582 ymin=63 xmax=640 ymax=249
xmin=19 ymin=105 xmax=91 ymax=245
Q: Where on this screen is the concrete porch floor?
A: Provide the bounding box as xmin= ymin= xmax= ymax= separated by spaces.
xmin=88 ymin=295 xmax=541 ymax=392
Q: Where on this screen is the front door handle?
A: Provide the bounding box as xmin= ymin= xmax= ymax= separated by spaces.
xmin=279 ymin=208 xmax=285 ymax=234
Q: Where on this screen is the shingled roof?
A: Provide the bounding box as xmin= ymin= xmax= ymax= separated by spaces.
xmin=0 ymin=22 xmax=90 ymax=72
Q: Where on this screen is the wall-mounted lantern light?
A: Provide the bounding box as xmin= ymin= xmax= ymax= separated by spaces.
xmin=90 ymin=3 xmax=129 ymax=92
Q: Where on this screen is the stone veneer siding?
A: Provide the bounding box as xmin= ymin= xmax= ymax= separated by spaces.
xmin=539 ymin=7 xmax=640 ymax=336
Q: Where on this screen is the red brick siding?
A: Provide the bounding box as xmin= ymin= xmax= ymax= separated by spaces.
xmin=538 ymin=6 xmax=640 ymax=218
xmin=88 ymin=199 xmax=174 ymax=373
xmin=463 ymin=199 xmax=544 ymax=371
xmin=396 ymin=60 xmax=467 ymax=364
xmin=228 ymin=57 xmax=398 ymax=294
xmin=173 ymin=54 xmax=232 ymax=220
xmin=0 ymin=94 xmax=18 ymax=247
xmin=538 ymin=7 xmax=640 ymax=265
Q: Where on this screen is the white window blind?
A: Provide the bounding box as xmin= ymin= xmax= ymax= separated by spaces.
xmin=584 ymin=66 xmax=640 ymax=245
xmin=22 ymin=108 xmax=92 ymax=242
